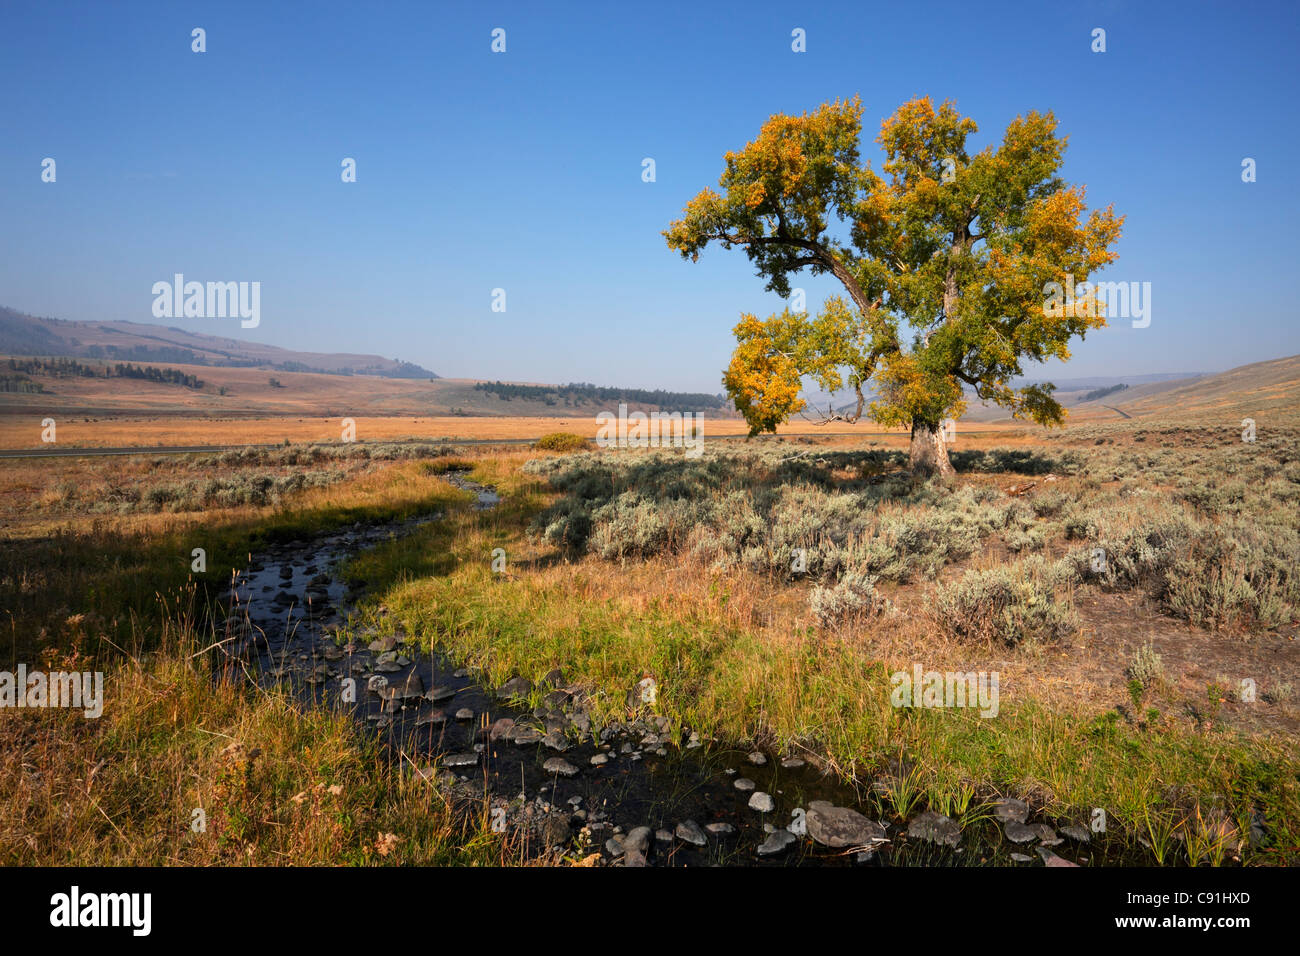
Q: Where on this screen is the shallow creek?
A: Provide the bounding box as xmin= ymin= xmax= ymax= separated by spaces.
xmin=215 ymin=472 xmax=1107 ymax=866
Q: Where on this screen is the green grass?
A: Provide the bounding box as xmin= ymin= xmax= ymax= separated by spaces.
xmin=347 ymin=452 xmax=1300 ymax=865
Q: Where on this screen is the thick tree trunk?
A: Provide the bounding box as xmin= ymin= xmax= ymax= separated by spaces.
xmin=909 ymin=419 xmax=955 ymax=478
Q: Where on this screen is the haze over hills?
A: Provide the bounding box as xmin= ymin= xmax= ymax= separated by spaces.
xmin=1 ymin=305 xmax=1296 ymax=427
xmin=0 ymin=306 xmax=438 ymax=379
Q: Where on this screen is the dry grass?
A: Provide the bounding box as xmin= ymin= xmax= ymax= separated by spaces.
xmin=0 ymin=627 xmax=514 ymax=866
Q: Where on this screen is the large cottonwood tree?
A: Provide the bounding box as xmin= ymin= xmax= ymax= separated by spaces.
xmin=664 ymin=96 xmax=1124 ymax=475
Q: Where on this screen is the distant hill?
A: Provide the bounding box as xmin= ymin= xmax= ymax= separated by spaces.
xmin=0 ymin=306 xmax=437 ymax=379
xmin=1070 ymin=354 xmax=1300 ymax=421
xmin=799 ymin=358 xmax=1298 ymax=426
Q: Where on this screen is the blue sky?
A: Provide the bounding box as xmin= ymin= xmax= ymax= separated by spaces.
xmin=2 ymin=0 xmax=1297 ymax=392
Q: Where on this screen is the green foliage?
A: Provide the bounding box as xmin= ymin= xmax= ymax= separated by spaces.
xmin=532 ymin=432 xmax=591 ymax=452
xmin=665 ymin=95 xmax=1124 ymax=443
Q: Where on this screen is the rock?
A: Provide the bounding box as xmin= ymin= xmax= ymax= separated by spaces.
xmin=1061 ymin=825 xmax=1091 ymax=844
xmin=805 ymin=801 xmax=887 ymax=848
xmin=757 ymin=829 xmax=796 ymax=856
xmin=454 ymin=707 xmax=474 ymax=720
xmin=415 ymin=709 xmax=446 ymax=727
xmin=413 ymin=766 xmax=457 ymax=788
xmin=368 ymin=636 xmax=397 ymax=654
xmin=1037 ymin=846 xmax=1079 ymax=867
xmin=748 ymin=792 xmax=775 ymax=813
xmin=540 ymin=816 xmax=570 ymax=849
xmin=589 ymin=753 xmax=609 ymax=766
xmin=734 ymin=778 xmax=756 ymax=792
xmin=1010 ymin=852 xmax=1034 ymax=863
xmin=442 ymin=752 xmax=478 ymax=768
xmin=747 ymin=751 xmax=767 ymax=766
xmin=993 ymin=798 xmax=1029 ymax=825
xmin=1003 ymin=820 xmax=1038 ymax=843
xmin=511 ymin=726 xmax=543 ymax=745
xmin=655 ymin=829 xmax=674 ymax=843
xmin=605 ymin=837 xmax=625 ymax=857
xmin=374 ymin=660 xmax=403 ymax=674
xmin=1034 ymin=824 xmax=1063 ymax=847
xmin=427 ymin=685 xmax=458 ymax=703
xmin=908 ymin=811 xmax=961 ymax=848
xmin=675 ymin=820 xmax=708 ymax=846
xmin=488 ymin=717 xmax=516 ymax=741
xmin=543 ymin=690 xmax=570 ymax=709
xmin=541 ymin=732 xmax=570 ymax=752
xmin=1249 ymin=811 xmax=1268 ymax=847
xmin=780 ymin=757 xmax=805 ymax=769
xmin=705 ymin=822 xmax=735 ymax=835
xmin=394 ymin=671 xmax=424 ymax=698
xmin=498 ymin=676 xmax=533 ymax=699
xmin=628 ymin=677 xmax=658 ymax=708
xmin=367 ymin=675 xmax=389 ymax=693
xmin=623 ymin=826 xmax=652 ymax=855
xmin=542 ymin=757 xmax=579 ymax=778
xmin=542 ymin=667 xmax=565 ymax=687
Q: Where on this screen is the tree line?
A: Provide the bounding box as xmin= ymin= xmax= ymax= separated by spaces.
xmin=473 ymin=381 xmax=727 ymax=413
xmin=6 ymin=357 xmax=203 ymax=388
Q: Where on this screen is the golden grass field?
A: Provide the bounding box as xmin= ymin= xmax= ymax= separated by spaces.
xmin=0 ymin=413 xmax=1041 ymax=448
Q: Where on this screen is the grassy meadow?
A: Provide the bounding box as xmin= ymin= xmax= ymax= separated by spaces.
xmin=1 ymin=412 xmax=1297 ymax=866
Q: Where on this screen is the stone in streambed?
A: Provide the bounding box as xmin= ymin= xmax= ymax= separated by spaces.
xmin=757 ymin=829 xmax=796 ymax=856
xmin=908 ymin=810 xmax=961 ymax=848
xmin=542 ymin=757 xmax=579 ymax=778
xmin=748 ymin=792 xmax=775 ymax=813
xmin=805 ymin=801 xmax=887 ymax=848
xmin=675 ymin=820 xmax=707 ymax=846
xmin=993 ymin=798 xmax=1029 ymax=824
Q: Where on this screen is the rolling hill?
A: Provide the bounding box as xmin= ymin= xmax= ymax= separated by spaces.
xmin=0 ymin=306 xmax=437 ymax=379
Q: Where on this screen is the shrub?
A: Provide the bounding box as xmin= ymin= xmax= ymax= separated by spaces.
xmin=533 ymin=432 xmax=590 ymax=452
xmin=931 ymin=557 xmax=1078 ymax=646
xmin=809 ymin=572 xmax=883 ymax=625
xmin=1129 ymin=641 xmax=1164 ymax=688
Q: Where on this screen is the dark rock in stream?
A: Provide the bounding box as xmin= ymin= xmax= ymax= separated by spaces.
xmin=993 ymin=798 xmax=1030 ymax=824
xmin=806 ymin=801 xmax=887 ymax=848
xmin=497 ymin=676 xmax=533 ymax=699
xmin=539 ymin=815 xmax=571 ymax=849
xmin=1003 ymin=821 xmax=1038 ymax=843
xmin=1036 ymin=847 xmax=1079 ymax=867
xmin=908 ymin=810 xmax=961 ymax=848
xmin=542 ymin=757 xmax=578 ymax=778
xmin=757 ymin=829 xmax=797 ymax=856
xmin=676 ymin=820 xmax=708 ymax=846
xmin=1061 ymin=825 xmax=1091 ymax=844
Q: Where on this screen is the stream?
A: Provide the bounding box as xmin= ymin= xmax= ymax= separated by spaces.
xmin=214 ymin=472 xmax=1105 ymax=867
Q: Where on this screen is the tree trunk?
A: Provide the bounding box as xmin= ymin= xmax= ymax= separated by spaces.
xmin=909 ymin=418 xmax=955 ymax=478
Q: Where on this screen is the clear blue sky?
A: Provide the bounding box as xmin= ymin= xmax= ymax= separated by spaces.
xmin=2 ymin=0 xmax=1297 ymax=392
